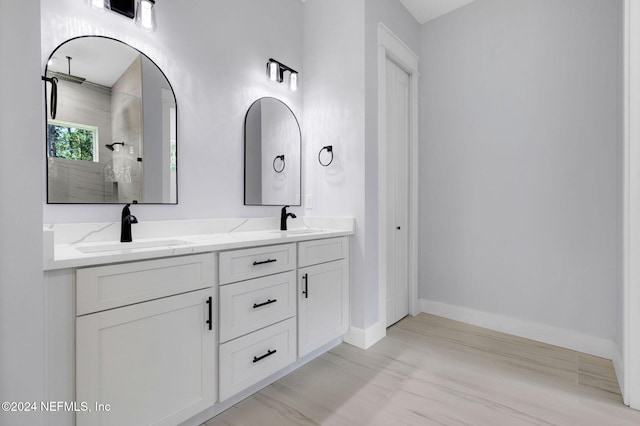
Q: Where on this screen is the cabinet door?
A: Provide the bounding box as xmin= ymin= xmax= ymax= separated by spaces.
xmin=76 ymin=288 xmax=217 ymax=426
xmin=298 ymin=259 xmax=349 ymax=357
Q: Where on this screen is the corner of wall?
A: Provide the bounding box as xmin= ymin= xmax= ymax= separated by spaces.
xmin=343 ymin=322 xmax=386 ymax=350
xmin=613 ymin=343 xmax=627 ymax=405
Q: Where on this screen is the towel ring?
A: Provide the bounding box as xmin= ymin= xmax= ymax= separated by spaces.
xmin=273 ymin=154 xmax=285 ymax=173
xmin=318 ymin=145 xmax=333 ymax=167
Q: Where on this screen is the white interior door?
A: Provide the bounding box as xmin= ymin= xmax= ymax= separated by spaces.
xmin=386 ymin=58 xmax=410 ymax=327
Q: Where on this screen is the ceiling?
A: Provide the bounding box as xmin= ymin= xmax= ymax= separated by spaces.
xmin=47 ymin=38 xmax=139 ymax=87
xmin=399 ymin=0 xmax=476 ymax=24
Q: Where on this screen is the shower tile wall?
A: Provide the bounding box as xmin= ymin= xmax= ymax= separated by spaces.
xmin=47 ymin=79 xmax=113 ymax=203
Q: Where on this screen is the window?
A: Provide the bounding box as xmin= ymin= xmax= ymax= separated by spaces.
xmin=47 ymin=120 xmax=99 ymax=162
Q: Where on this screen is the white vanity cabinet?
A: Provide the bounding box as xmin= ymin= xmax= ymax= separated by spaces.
xmin=43 ymin=223 xmax=353 ymax=425
xmin=218 ymin=243 xmax=298 ymax=401
xmin=75 ymin=253 xmax=217 ymax=426
xmin=297 ymin=237 xmax=350 ymax=357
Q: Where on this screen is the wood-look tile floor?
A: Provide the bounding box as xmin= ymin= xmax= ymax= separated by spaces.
xmin=203 ymin=314 xmax=640 ymax=425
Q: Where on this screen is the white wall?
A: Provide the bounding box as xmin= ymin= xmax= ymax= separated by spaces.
xmin=302 ymin=0 xmax=419 ymax=331
xmin=302 ymin=0 xmax=366 ymax=327
xmin=42 ymin=0 xmax=303 ymax=223
xmin=0 ymin=1 xmax=45 ymax=425
xmin=419 ymin=0 xmax=622 ymax=341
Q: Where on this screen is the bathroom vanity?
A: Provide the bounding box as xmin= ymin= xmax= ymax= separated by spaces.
xmin=40 ymin=34 xmax=345 ymax=425
xmin=42 ymin=218 xmax=352 ymax=426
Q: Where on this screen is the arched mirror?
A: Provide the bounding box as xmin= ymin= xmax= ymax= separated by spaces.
xmin=244 ymin=97 xmax=301 ymax=206
xmin=44 ymin=36 xmax=177 ymax=204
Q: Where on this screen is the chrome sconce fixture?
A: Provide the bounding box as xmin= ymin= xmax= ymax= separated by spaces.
xmin=318 ymin=146 xmax=334 ymax=167
xmin=85 ymin=0 xmax=157 ymax=32
xmin=135 ymin=0 xmax=157 ymax=32
xmin=266 ymin=58 xmax=298 ymax=91
xmin=84 ymin=0 xmax=111 ymax=11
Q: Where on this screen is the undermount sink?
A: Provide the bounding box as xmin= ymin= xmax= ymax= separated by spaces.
xmin=76 ymin=239 xmax=189 ymax=254
xmin=271 ymin=229 xmax=321 ymax=235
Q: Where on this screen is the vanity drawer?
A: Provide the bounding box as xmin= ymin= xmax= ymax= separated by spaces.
xmin=219 ymin=243 xmax=296 ymax=284
xmin=76 ymin=253 xmax=216 ymax=315
xmin=219 ymin=271 xmax=296 ymax=343
xmin=298 ymin=237 xmax=349 ymax=268
xmin=219 ymin=317 xmax=296 ymax=401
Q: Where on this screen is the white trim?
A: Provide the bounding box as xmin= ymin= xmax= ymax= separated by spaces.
xmin=377 ymin=23 xmax=420 ymax=334
xmin=624 ymin=0 xmax=640 ymax=410
xmin=378 ymin=23 xmax=419 ymax=72
xmin=420 ymin=299 xmax=615 ymax=360
xmin=613 ymin=345 xmax=625 ymax=400
xmin=343 ymin=323 xmax=386 ymax=350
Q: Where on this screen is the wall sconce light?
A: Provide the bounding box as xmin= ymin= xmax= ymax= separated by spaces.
xmin=85 ymin=0 xmax=110 ymax=11
xmin=266 ymin=58 xmax=299 ymax=91
xmin=268 ymin=61 xmax=280 ymax=82
xmin=135 ymin=0 xmax=157 ymax=32
xmin=85 ymin=0 xmax=156 ymax=32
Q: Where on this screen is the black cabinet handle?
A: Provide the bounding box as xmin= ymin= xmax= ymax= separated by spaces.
xmin=302 ymin=273 xmax=309 ymax=299
xmin=253 ymin=349 xmax=277 ymax=363
xmin=205 ymin=296 xmax=212 ymax=331
xmin=253 ymin=258 xmax=277 ymax=266
xmin=253 ymin=299 xmax=277 ymax=309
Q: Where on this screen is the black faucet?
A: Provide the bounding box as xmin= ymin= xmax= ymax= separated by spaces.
xmin=121 ymin=204 xmax=138 ymax=242
xmin=280 ymin=206 xmax=297 ymax=231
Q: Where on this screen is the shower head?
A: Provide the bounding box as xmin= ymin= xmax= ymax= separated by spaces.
xmin=50 ymin=56 xmax=86 ymax=84
xmin=105 ymin=142 xmax=125 ymax=151
xmin=50 ymin=71 xmax=86 ymax=84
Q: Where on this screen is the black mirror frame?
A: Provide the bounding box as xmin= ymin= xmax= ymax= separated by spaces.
xmin=43 ymin=35 xmax=178 ymax=205
xmin=243 ymin=96 xmax=302 ymax=207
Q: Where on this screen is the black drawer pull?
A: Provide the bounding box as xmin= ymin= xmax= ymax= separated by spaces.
xmin=302 ymin=273 xmax=309 ymax=299
xmin=205 ymin=297 xmax=212 ymax=331
xmin=253 ymin=258 xmax=277 ymax=266
xmin=253 ymin=349 xmax=277 ymax=363
xmin=253 ymin=299 xmax=277 ymax=309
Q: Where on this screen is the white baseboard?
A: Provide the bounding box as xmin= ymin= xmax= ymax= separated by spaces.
xmin=420 ymin=299 xmax=615 ymax=360
xmin=612 ymin=344 xmax=628 ymax=405
xmin=343 ymin=322 xmax=386 ymax=350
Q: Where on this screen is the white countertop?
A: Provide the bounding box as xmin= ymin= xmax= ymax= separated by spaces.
xmin=43 ymin=217 xmax=354 ymax=270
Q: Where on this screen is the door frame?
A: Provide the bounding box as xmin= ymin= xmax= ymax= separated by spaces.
xmin=377 ymin=23 xmax=420 ymax=332
xmin=623 ymin=0 xmax=640 ymax=410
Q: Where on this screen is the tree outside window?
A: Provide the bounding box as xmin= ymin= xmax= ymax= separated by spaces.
xmin=47 ymin=120 xmax=98 ymax=162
